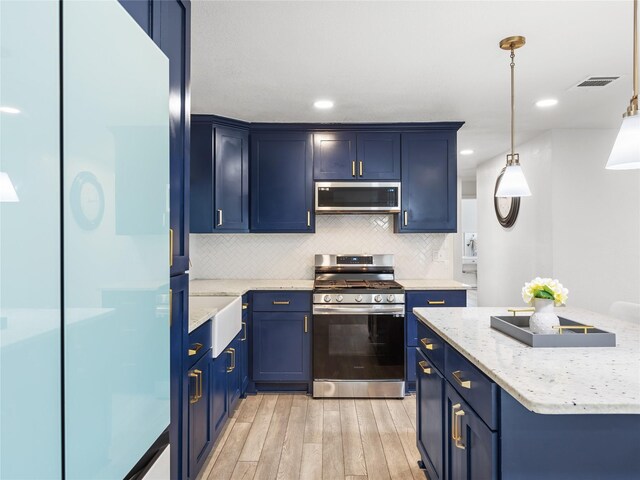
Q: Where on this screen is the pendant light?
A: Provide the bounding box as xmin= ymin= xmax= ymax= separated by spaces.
xmin=495 ymin=36 xmax=532 ymax=197
xmin=606 ymin=0 xmax=639 ymax=170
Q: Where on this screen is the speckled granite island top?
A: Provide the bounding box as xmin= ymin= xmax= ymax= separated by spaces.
xmin=413 ymin=307 xmax=640 ymax=415
xmin=190 ymin=278 xmax=468 ymax=296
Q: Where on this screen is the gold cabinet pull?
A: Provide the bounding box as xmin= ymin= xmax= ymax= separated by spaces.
xmin=188 ymin=343 xmax=203 ymax=356
xmin=352 ymin=160 xmax=356 ymax=177
xmin=217 ymin=209 xmax=223 ymax=226
xmin=359 ymin=161 xmax=363 ymax=176
xmin=169 ymin=288 xmax=173 ymax=327
xmin=420 ymin=338 xmax=435 ymax=350
xmin=241 ymin=321 xmax=247 ymax=341
xmin=451 ymin=403 xmax=466 ymax=449
xmin=242 ymin=303 xmax=249 ymax=310
xmin=189 ymin=369 xmax=202 ymax=404
xmin=403 ymin=210 xmax=408 ymax=226
xmin=169 ymin=228 xmax=174 ymax=267
xmin=428 ymin=300 xmax=446 ymax=305
xmin=307 ymin=210 xmax=311 ymax=227
xmin=304 ymin=315 xmax=308 ymax=333
xmin=418 ymin=360 xmax=432 ymax=374
xmin=452 ymin=370 xmax=471 ymax=389
xmin=226 ymin=347 xmax=236 ymax=372
xmin=272 ymin=301 xmax=290 ymax=305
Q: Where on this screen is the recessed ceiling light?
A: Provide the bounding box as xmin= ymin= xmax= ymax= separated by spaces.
xmin=314 ymin=100 xmax=334 ymax=109
xmin=460 ymin=149 xmax=474 ymax=155
xmin=535 ymin=98 xmax=558 ymax=108
xmin=0 ymin=106 xmax=20 ymax=114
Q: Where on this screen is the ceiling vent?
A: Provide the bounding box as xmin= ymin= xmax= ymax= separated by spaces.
xmin=574 ymin=76 xmax=620 ymax=88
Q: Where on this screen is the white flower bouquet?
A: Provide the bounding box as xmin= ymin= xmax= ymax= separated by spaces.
xmin=521 ymin=277 xmax=569 ymax=307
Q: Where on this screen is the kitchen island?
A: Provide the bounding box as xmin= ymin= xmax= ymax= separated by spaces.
xmin=412 ymin=306 xmax=640 ymax=480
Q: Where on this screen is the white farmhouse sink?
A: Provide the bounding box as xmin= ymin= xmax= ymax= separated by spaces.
xmin=189 ymin=295 xmax=242 ymax=358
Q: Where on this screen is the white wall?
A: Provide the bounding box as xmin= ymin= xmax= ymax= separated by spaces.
xmin=477 ymin=132 xmax=554 ymax=306
xmin=551 ymin=130 xmax=640 ymax=314
xmin=477 ymin=129 xmax=640 ymax=314
xmin=190 ymin=215 xmax=453 ymax=279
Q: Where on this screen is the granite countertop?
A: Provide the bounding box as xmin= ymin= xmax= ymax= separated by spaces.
xmin=413 ymin=306 xmax=640 ymax=415
xmin=190 ymin=279 xmax=315 ymax=296
xmin=397 ymin=279 xmax=470 ymax=290
xmin=189 ymin=278 xmax=469 ymax=295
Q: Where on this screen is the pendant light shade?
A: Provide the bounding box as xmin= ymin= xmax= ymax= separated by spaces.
xmin=606 ymin=0 xmax=639 ymax=170
xmin=606 ymin=111 xmax=640 ymax=170
xmin=495 ymin=164 xmax=532 ymax=197
xmin=0 ymin=171 xmax=19 ymax=202
xmin=495 ymin=36 xmax=532 ymax=198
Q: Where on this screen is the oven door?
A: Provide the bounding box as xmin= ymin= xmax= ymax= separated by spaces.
xmin=313 ymin=304 xmax=405 ymax=381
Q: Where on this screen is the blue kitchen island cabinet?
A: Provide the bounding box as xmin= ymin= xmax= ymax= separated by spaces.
xmin=250 ymin=133 xmax=314 ymax=232
xmin=414 ymin=308 xmax=640 ymax=480
xmin=396 ymin=130 xmax=460 ymax=233
xmin=313 ymin=131 xmax=400 ymax=180
xmin=252 ymin=291 xmax=312 ymax=389
xmin=190 ymin=118 xmax=249 ymax=233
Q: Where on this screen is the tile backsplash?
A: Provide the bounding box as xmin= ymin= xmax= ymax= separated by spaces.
xmin=190 ymin=215 xmax=453 ymax=279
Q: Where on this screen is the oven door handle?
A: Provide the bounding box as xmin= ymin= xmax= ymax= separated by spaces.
xmin=313 ymin=305 xmax=405 ymax=316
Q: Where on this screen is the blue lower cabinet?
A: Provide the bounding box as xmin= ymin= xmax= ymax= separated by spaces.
xmin=226 ymin=334 xmax=242 ymax=413
xmin=406 ymin=347 xmax=416 ymax=384
xmin=252 ymin=311 xmax=311 ymax=383
xmin=210 ymin=352 xmax=229 ymax=442
xmin=445 ymin=384 xmax=497 ymax=480
xmin=187 ymin=351 xmax=213 ymax=480
xmin=416 ymin=350 xmax=444 ymax=480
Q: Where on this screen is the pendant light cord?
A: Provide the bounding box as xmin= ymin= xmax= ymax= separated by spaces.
xmin=510 ymin=48 xmax=516 ymax=161
xmin=633 ymin=0 xmax=638 ymax=110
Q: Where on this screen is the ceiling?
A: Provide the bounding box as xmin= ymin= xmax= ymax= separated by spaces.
xmin=191 ymin=0 xmax=635 ymax=178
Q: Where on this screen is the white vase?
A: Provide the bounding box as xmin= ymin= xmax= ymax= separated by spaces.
xmin=529 ymin=298 xmax=560 ymax=334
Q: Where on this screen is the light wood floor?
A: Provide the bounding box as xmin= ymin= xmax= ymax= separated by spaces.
xmin=197 ymin=394 xmax=424 ymax=480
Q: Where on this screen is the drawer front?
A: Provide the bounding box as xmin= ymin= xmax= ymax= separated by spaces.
xmin=253 ymin=291 xmax=311 ymax=312
xmin=445 ymin=344 xmax=498 ymax=430
xmin=417 ymin=321 xmax=445 ymax=373
xmin=186 ymin=320 xmax=212 ymax=369
xmin=407 ymin=290 xmax=466 ymax=310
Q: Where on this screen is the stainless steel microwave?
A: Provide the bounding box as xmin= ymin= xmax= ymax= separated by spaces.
xmin=315 ymin=182 xmax=401 ymax=213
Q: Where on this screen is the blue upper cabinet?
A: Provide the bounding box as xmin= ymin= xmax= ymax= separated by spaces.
xmin=357 ymin=132 xmax=401 ymax=180
xmin=397 ymin=131 xmax=458 ymax=233
xmin=313 ymin=131 xmax=400 ymax=180
xmin=215 ymin=127 xmax=249 ymax=231
xmin=190 ymin=119 xmax=249 ymax=233
xmin=251 ymin=132 xmax=314 ymax=232
xmin=313 ymin=132 xmax=357 ymax=180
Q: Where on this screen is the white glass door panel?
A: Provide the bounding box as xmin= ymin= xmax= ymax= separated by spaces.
xmin=62 ymin=2 xmax=170 ymax=478
xmin=0 ymin=1 xmax=62 ymax=478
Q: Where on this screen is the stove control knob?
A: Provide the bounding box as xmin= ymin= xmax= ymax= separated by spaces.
xmin=374 ymin=294 xmax=382 ymax=303
xmin=355 ymin=295 xmax=363 ymax=303
xmin=336 ymin=295 xmax=344 ymax=303
xmin=323 ymin=295 xmax=332 ymax=303
xmin=387 ymin=294 xmax=395 ymax=303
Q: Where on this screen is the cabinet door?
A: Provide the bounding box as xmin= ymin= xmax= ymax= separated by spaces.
xmin=313 ymin=132 xmax=357 ymax=180
xmin=251 ymin=132 xmax=314 ymax=232
xmin=240 ymin=309 xmax=249 ymax=394
xmin=398 ymin=132 xmax=457 ymax=233
xmin=417 ymin=351 xmax=444 ymax=480
xmin=171 ymin=274 xmax=189 ymax=480
xmin=188 ymin=352 xmax=212 ymax=480
xmin=190 ymin=121 xmax=214 ymax=233
xmin=226 ymin=335 xmax=242 ymax=414
xmin=155 ymin=0 xmax=191 ymax=273
xmin=357 ymin=132 xmax=400 ymax=180
xmin=445 ymin=384 xmax=497 ymax=480
xmin=211 ymin=353 xmax=229 ymax=441
xmin=252 ymin=312 xmax=311 ymax=382
xmin=215 ymin=126 xmax=249 ymax=231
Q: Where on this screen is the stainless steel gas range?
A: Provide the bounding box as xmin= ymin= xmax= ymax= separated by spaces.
xmin=312 ymin=254 xmax=405 ymax=398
